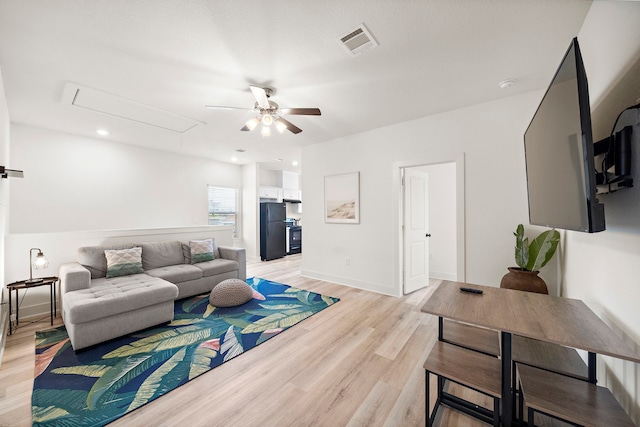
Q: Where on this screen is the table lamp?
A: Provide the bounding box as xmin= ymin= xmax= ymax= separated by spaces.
xmin=27 ymin=248 xmax=49 ymax=284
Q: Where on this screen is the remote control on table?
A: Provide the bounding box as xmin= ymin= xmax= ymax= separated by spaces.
xmin=460 ymin=287 xmax=483 ymax=295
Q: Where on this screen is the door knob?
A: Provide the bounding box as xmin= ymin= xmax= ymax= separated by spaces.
xmin=426 ymin=233 xmax=431 ymax=237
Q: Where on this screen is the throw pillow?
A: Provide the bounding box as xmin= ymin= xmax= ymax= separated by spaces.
xmin=189 ymin=239 xmax=215 ymax=264
xmin=104 ymin=247 xmax=144 ymax=278
xmin=183 ymin=239 xmax=220 ymax=263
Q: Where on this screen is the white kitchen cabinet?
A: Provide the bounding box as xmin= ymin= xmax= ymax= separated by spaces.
xmin=259 ymin=186 xmax=282 ymax=200
xmin=278 ymin=171 xmax=300 ymax=190
xmin=282 ymin=189 xmax=301 ymax=200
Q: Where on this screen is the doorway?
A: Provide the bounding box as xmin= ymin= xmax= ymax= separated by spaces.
xmin=395 ymin=157 xmax=465 ymax=295
xmin=403 ymin=168 xmax=430 ymax=293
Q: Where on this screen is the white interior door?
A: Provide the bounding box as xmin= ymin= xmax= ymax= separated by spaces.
xmin=403 ymin=169 xmax=430 ymax=294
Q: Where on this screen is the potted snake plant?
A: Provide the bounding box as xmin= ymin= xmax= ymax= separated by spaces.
xmin=500 ymin=224 xmax=560 ymax=294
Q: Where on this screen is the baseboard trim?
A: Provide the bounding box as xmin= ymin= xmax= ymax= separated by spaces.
xmin=0 ymin=303 xmax=8 ymax=368
xmin=301 ymin=269 xmax=401 ymax=297
xmin=7 ymin=300 xmax=54 ymax=320
xmin=430 ymin=271 xmax=457 ymax=281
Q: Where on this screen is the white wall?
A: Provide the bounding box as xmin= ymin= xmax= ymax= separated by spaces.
xmin=0 ymin=67 xmax=9 ymax=288
xmin=259 ymin=168 xmax=278 ymax=187
xmin=242 ymin=163 xmax=260 ymax=261
xmin=0 ymin=67 xmax=7 ymax=366
xmin=301 ymin=91 xmax=545 ymax=296
xmin=6 ymin=123 xmax=245 ymax=317
xmin=564 ymin=1 xmax=640 ymax=423
xmin=9 ymin=124 xmax=243 ymax=233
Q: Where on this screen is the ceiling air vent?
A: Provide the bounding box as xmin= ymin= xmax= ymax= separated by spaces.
xmin=338 ymin=23 xmax=378 ymax=57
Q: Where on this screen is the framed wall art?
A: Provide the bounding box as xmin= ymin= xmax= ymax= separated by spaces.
xmin=324 ymin=172 xmax=360 ymax=224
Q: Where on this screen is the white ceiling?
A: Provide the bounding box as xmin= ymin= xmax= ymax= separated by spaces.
xmin=0 ymin=0 xmax=593 ymax=173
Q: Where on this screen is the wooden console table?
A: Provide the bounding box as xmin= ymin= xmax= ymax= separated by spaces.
xmin=6 ymin=276 xmax=58 ymax=335
xmin=421 ymin=280 xmax=640 ymax=426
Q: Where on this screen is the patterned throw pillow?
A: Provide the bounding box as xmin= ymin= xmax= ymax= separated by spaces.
xmin=104 ymin=247 xmax=144 ymax=278
xmin=189 ymin=239 xmax=215 ymax=264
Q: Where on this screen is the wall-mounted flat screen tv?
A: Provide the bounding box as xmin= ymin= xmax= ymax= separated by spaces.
xmin=524 ymin=37 xmax=605 ymax=233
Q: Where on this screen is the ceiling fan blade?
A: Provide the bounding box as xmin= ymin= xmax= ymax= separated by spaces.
xmin=280 ymin=108 xmax=321 ymax=116
xmin=249 ymin=86 xmax=270 ymax=108
xmin=240 ymin=125 xmax=251 ymax=131
xmin=205 ymin=105 xmax=252 ymax=111
xmin=277 ymin=117 xmax=303 ymax=134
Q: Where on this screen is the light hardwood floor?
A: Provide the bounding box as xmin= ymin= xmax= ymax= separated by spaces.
xmin=1 ymin=255 xmax=506 ymax=427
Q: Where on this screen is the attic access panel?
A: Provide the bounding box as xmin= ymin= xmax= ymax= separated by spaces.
xmin=60 ymin=82 xmax=200 ymax=133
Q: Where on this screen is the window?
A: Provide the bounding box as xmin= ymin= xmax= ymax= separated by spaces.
xmin=208 ymin=186 xmax=239 ymax=238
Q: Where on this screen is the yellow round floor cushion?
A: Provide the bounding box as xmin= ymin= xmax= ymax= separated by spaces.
xmin=209 ymin=279 xmax=253 ymax=307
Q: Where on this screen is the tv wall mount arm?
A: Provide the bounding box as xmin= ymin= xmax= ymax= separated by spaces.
xmin=594 ymin=103 xmax=640 ymax=194
xmin=0 ymin=166 xmax=24 ymax=179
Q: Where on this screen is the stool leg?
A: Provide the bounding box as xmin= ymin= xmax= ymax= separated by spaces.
xmin=519 ymin=379 xmax=524 ymax=426
xmin=425 ymin=370 xmax=431 ymax=427
xmin=493 ymin=396 xmax=499 ymax=427
xmin=512 ymin=361 xmax=517 ymax=423
xmin=528 ymin=407 xmax=535 ymax=427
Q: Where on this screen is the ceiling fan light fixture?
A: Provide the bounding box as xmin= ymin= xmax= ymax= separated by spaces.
xmin=209 ymin=85 xmax=320 ymax=137
xmin=245 ymin=117 xmax=260 ymax=131
xmin=275 ymin=119 xmax=287 ymax=134
xmin=262 ymin=113 xmax=273 ymax=126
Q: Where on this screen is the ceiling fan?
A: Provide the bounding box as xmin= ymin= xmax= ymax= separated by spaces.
xmin=206 ymin=86 xmax=321 ymax=137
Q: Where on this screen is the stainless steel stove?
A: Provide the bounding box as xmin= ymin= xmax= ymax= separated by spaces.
xmin=285 ymin=219 xmax=302 ymax=255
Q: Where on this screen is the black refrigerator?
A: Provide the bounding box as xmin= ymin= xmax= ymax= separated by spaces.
xmin=260 ymin=202 xmax=286 ymax=261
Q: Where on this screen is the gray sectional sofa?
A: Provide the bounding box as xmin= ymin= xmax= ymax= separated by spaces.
xmin=58 ymin=239 xmax=246 ymax=350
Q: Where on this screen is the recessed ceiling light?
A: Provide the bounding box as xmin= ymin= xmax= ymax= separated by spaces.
xmin=96 ymin=129 xmax=109 ymax=136
xmin=231 ymin=157 xmax=238 ymax=162
xmin=292 ymin=161 xmax=299 ymax=166
xmin=498 ymin=79 xmax=516 ymax=89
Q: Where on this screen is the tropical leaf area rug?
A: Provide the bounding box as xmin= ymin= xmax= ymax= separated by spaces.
xmin=32 ymin=277 xmax=339 ymax=427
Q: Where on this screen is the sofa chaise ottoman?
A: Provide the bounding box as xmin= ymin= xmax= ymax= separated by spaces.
xmin=59 ymin=238 xmax=246 ymax=350
xmin=62 ymin=274 xmax=178 ymax=350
